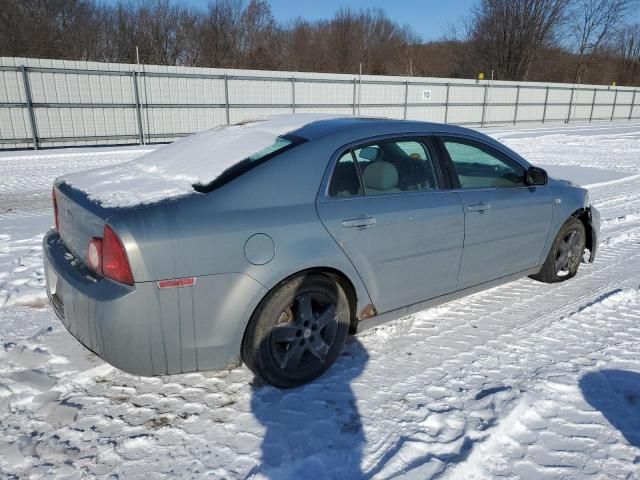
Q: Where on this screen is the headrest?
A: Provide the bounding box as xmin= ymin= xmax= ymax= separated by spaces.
xmin=363 ymin=161 xmax=398 ymax=191
xmin=359 ymin=146 xmax=382 ymax=162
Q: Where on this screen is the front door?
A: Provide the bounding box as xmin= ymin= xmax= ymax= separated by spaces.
xmin=317 ymin=137 xmax=465 ymax=314
xmin=438 ymin=136 xmax=552 ymax=288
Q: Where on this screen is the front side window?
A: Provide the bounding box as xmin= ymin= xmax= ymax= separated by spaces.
xmin=442 ymin=139 xmax=525 ymax=189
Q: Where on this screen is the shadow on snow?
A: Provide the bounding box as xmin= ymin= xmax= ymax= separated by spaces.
xmin=580 ymin=369 xmax=640 ymax=447
xmin=248 ymin=336 xmax=369 ymax=479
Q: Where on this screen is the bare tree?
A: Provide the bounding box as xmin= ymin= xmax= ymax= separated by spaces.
xmin=284 ymin=18 xmax=328 ymax=71
xmin=567 ymin=0 xmax=638 ymax=82
xmin=615 ymin=23 xmax=640 ymax=85
xmin=241 ymin=0 xmax=283 ymax=69
xmin=2 ymin=0 xmax=639 ymax=85
xmin=133 ymin=0 xmax=199 ymax=65
xmin=197 ymin=0 xmax=244 ymax=68
xmin=468 ymin=0 xmax=570 ymax=80
xmin=0 ymin=0 xmax=103 ymax=60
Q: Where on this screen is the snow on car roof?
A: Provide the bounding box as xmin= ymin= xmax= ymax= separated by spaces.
xmin=62 ymin=113 xmax=345 ymax=208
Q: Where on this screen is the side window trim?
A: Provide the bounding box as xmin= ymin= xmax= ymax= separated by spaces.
xmin=435 ymin=135 xmax=527 ymax=190
xmin=349 ymin=148 xmax=365 ymax=195
xmin=327 ymin=149 xmax=364 ymax=198
xmin=428 ymin=135 xmax=457 ymax=189
xmin=418 ymin=136 xmax=447 ymax=190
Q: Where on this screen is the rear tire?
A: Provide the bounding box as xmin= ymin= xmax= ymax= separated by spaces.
xmin=241 ymin=273 xmax=350 ymax=388
xmin=531 ymin=217 xmax=586 ymax=283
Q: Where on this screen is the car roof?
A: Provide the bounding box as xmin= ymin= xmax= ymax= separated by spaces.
xmin=289 ymin=116 xmax=480 ymax=142
xmin=287 ymin=115 xmax=531 ymax=171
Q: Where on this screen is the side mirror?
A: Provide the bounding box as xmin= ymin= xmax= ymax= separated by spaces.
xmin=526 ymin=166 xmax=548 ymax=186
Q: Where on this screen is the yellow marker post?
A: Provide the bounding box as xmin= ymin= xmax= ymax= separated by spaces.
xmin=479 ymin=72 xmax=485 ymax=80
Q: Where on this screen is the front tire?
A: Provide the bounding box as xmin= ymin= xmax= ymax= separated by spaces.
xmin=241 ymin=273 xmax=350 ymax=388
xmin=531 ymin=217 xmax=586 ymax=283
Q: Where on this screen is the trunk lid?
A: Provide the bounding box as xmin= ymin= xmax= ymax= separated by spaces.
xmin=54 ymin=182 xmax=113 ymax=262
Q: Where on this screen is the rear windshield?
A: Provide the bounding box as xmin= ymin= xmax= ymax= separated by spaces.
xmin=249 ymin=137 xmax=294 ymax=160
xmin=193 ymin=135 xmax=304 ymax=193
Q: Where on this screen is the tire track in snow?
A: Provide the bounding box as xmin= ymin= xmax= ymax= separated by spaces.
xmin=356 ymin=237 xmax=640 ymax=478
xmin=1 ymin=126 xmax=640 ymax=478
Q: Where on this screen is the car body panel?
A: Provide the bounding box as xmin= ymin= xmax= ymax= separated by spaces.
xmin=317 ymin=191 xmax=464 ymax=313
xmin=106 ymin=139 xmax=375 ymax=315
xmin=55 ymin=184 xmax=112 ymax=262
xmin=44 ymin=230 xmax=268 ymax=375
xmin=541 ymin=178 xmax=596 ymax=262
xmin=43 ymin=116 xmax=600 ymax=377
xmin=455 ymin=186 xmax=552 ymax=288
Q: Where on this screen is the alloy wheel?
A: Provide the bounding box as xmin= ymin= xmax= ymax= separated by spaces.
xmin=269 ymin=292 xmax=338 ymax=372
xmin=555 ymin=229 xmax=583 ymax=277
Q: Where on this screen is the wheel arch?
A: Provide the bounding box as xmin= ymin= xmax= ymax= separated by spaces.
xmin=571 ymin=208 xmax=595 ymax=261
xmin=245 ymin=267 xmax=368 ymax=342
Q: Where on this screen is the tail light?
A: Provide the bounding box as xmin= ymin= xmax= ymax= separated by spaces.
xmin=87 ymin=238 xmax=103 ymax=273
xmin=85 ymin=225 xmax=134 ymax=285
xmin=52 ymin=188 xmax=60 ymax=231
xmin=103 ymin=225 xmax=134 ymax=285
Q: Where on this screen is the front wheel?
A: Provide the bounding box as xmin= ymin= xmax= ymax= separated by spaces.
xmin=241 ymin=273 xmax=350 ymax=388
xmin=531 ymin=217 xmax=586 ymax=283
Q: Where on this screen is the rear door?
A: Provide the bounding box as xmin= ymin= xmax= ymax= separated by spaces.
xmin=436 ymin=136 xmax=552 ymax=288
xmin=317 ymin=137 xmax=464 ymax=314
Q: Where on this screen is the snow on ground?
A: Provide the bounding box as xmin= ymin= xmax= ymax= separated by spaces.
xmin=1 ymin=122 xmax=640 ymax=479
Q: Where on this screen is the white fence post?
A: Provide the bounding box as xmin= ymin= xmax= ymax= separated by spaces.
xmin=444 ymin=83 xmax=450 ymax=124
xmin=589 ymin=89 xmax=597 ymax=122
xmin=132 ymin=71 xmax=144 ymax=145
xmin=352 ymin=78 xmax=357 ymax=115
xmin=566 ymin=87 xmax=575 ymax=123
xmin=481 ymin=83 xmax=488 ymax=127
xmin=20 ymin=66 xmax=39 ymax=150
xmin=224 ymin=74 xmax=230 ymax=125
xmin=513 ymin=85 xmax=520 ymax=125
xmin=542 ymin=86 xmax=549 ymax=123
xmin=403 ymin=81 xmax=408 ymax=120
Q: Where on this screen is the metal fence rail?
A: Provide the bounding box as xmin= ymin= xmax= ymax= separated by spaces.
xmin=0 ymin=58 xmax=638 ymax=149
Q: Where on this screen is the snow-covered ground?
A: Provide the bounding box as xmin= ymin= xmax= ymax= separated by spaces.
xmin=1 ymin=122 xmax=640 ymax=479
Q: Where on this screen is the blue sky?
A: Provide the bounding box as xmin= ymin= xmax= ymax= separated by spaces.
xmin=172 ymin=0 xmax=476 ymax=40
xmin=267 ymin=0 xmax=475 ymax=40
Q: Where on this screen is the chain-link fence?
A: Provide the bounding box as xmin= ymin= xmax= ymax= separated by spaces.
xmin=1 ymin=57 xmax=638 ymax=149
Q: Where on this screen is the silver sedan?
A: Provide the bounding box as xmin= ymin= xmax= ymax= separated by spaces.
xmin=43 ymin=115 xmax=599 ymax=387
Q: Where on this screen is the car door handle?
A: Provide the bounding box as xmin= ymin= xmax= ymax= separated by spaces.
xmin=342 ymin=216 xmax=376 ymax=228
xmin=467 ymin=202 xmax=492 ymax=212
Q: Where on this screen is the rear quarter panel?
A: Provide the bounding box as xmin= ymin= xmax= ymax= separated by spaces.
xmin=110 ymin=138 xmax=373 ymax=312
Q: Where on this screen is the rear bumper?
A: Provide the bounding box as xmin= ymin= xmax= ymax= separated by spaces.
xmin=43 ymin=229 xmax=268 ymax=376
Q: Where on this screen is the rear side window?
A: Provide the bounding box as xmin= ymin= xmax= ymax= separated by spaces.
xmin=442 ymin=139 xmax=525 ymax=189
xmin=329 ymin=138 xmax=442 ymax=197
xmin=329 ymin=152 xmax=363 ymax=197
